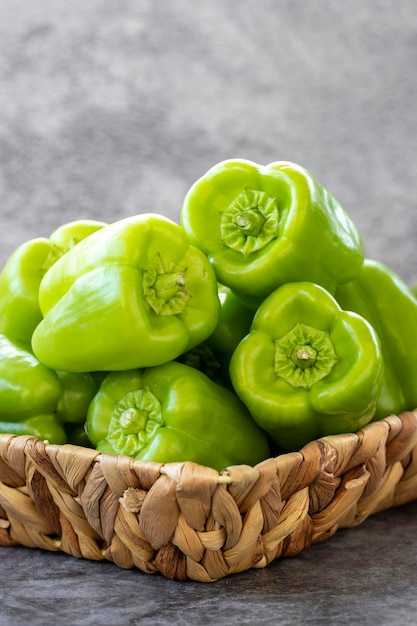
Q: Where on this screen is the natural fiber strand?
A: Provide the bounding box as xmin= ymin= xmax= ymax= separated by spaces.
xmin=0 ymin=411 xmax=416 ymax=582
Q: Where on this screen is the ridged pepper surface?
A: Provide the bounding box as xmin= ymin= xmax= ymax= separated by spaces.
xmin=181 ymin=159 xmax=364 ymax=305
xmin=86 ymin=361 xmax=270 ymax=471
xmin=0 ymin=219 xmax=106 ymax=344
xmin=31 ymin=214 xmax=220 ymax=372
xmin=230 ymin=282 xmax=383 ymax=451
xmin=0 ymin=333 xmax=97 ymax=443
xmin=336 ymin=259 xmax=417 ymax=420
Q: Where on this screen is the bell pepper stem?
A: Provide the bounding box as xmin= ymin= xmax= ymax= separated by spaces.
xmin=292 ymin=345 xmax=317 ymax=369
xmin=233 ymin=210 xmax=266 ymax=236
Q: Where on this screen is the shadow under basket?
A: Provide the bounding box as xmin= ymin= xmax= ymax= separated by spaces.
xmin=0 ymin=410 xmax=417 ymax=583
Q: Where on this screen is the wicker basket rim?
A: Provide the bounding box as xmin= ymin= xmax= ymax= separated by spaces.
xmin=0 ymin=410 xmax=416 ymax=582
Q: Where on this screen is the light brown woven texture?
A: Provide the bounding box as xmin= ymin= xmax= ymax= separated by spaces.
xmin=0 ymin=410 xmax=417 ymax=582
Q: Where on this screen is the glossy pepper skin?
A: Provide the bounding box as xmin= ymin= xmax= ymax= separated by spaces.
xmin=0 ymin=219 xmax=107 ymax=344
xmin=229 ymin=282 xmax=383 ymax=451
xmin=335 ymin=259 xmax=417 ymax=420
xmin=31 ymin=214 xmax=220 ymax=373
xmin=55 ymin=370 xmax=98 ymax=424
xmin=206 ymin=285 xmax=254 ymax=359
xmin=205 ymin=284 xmax=254 ymax=382
xmin=86 ymin=361 xmax=270 ymax=471
xmin=180 ymin=159 xmax=364 ymax=304
xmin=176 ymin=285 xmax=255 ymax=386
xmin=0 ymin=333 xmax=97 ymax=443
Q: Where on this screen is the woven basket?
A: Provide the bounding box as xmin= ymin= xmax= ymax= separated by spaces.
xmin=0 ymin=410 xmax=417 ymax=583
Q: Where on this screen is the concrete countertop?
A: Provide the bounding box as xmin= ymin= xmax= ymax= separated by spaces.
xmin=2 ymin=501 xmax=417 ymax=625
xmin=1 ymin=2 xmax=417 ymax=624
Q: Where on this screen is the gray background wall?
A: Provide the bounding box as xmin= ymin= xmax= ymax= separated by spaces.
xmin=1 ymin=1 xmax=417 ymax=285
xmin=1 ymin=3 xmax=417 ymax=621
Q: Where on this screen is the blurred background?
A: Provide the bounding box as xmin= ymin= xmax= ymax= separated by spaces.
xmin=1 ymin=0 xmax=416 ymax=283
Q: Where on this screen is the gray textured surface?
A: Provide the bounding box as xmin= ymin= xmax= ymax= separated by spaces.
xmin=1 ymin=2 xmax=417 ymax=624
xmin=1 ymin=501 xmax=417 ymax=625
xmin=1 ymin=1 xmax=417 ymax=283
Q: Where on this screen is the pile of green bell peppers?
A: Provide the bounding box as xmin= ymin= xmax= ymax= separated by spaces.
xmin=0 ymin=158 xmax=416 ymax=467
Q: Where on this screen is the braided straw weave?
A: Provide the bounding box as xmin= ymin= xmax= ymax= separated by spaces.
xmin=0 ymin=410 xmax=417 ymax=582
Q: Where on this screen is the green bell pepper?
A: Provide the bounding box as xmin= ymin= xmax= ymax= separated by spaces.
xmin=229 ymin=282 xmax=383 ymax=451
xmin=31 ymin=214 xmax=221 ymax=373
xmin=64 ymin=422 xmax=93 ymax=448
xmin=176 ymin=342 xmax=222 ymax=382
xmin=0 ymin=333 xmax=65 ymax=443
xmin=205 ymin=284 xmax=254 ymax=382
xmin=86 ymin=361 xmax=271 ymax=471
xmin=176 ymin=285 xmax=255 ymax=385
xmin=335 ymin=259 xmax=417 ymax=419
xmin=0 ymin=219 xmax=107 ymax=344
xmin=206 ymin=284 xmax=254 ymax=359
xmin=180 ymin=159 xmax=364 ymax=304
xmin=0 ymin=333 xmax=97 ymax=443
xmin=55 ymin=370 xmax=98 ymax=424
